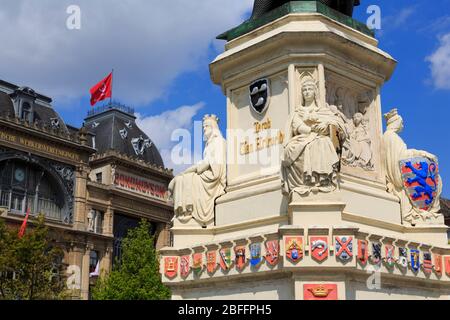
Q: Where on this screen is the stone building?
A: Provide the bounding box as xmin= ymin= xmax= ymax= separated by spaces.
xmin=0 ymin=79 xmax=173 ymax=299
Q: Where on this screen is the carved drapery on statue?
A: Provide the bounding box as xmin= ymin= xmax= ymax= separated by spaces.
xmin=382 ymin=109 xmax=442 ymax=225
xmin=169 ymin=115 xmax=226 ymax=226
xmin=281 ymin=74 xmax=345 ymax=197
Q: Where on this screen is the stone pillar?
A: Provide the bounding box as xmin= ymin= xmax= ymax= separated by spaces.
xmin=100 ymin=244 xmax=113 ymax=275
xmin=103 ymin=206 xmax=114 ymax=237
xmin=155 ymin=222 xmax=171 ymax=249
xmin=73 ymin=166 xmax=90 ymax=231
xmin=66 ymin=245 xmax=84 ymax=300
xmin=81 ymin=245 xmax=91 ymax=300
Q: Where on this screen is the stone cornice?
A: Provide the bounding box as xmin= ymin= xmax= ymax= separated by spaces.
xmin=0 ymin=114 xmax=95 ymax=155
xmin=89 ymin=149 xmax=173 ymax=178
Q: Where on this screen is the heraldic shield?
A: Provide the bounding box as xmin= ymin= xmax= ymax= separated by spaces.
xmin=249 ymin=79 xmax=270 ymax=114
xmin=400 ymin=157 xmax=440 ymax=211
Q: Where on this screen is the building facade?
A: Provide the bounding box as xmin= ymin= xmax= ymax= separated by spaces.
xmin=0 ymin=79 xmax=173 ymax=300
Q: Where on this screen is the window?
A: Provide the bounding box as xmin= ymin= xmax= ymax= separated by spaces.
xmin=21 ymin=102 xmax=31 ymax=122
xmin=89 ymin=251 xmax=99 ymax=275
xmin=96 ymin=172 xmax=102 ymax=183
xmin=0 ymin=160 xmax=65 ymax=221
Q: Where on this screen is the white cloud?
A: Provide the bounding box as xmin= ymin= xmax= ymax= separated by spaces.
xmin=0 ymin=0 xmax=253 ymax=106
xmin=136 ymin=103 xmax=204 ymax=173
xmin=426 ymin=33 xmax=450 ymax=90
xmin=378 ymin=6 xmax=417 ymax=37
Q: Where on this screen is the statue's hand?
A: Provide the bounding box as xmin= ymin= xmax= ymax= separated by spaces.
xmin=421 ymin=151 xmax=438 ymax=163
xmin=313 ymin=122 xmax=329 ymax=134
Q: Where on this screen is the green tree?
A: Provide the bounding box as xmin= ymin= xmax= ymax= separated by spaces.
xmin=92 ymin=219 xmax=170 ymax=300
xmin=0 ymin=215 xmax=67 ymax=300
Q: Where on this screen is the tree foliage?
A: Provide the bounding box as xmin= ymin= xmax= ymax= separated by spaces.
xmin=0 ymin=215 xmax=67 ymax=300
xmin=92 ymin=219 xmax=170 ymax=300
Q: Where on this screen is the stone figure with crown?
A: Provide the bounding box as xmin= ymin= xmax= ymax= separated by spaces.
xmin=281 ymin=74 xmax=346 ymax=198
xmin=382 ymin=109 xmax=443 ymax=226
xmin=168 ymin=114 xmax=227 ymax=227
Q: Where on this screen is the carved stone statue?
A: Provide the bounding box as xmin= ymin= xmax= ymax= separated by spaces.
xmin=169 ymin=115 xmax=227 ymax=226
xmin=87 ymin=210 xmax=95 ymax=232
xmin=281 ymin=75 xmax=345 ymax=197
xmin=250 ymin=0 xmax=361 ymax=20
xmin=382 ymin=109 xmax=443 ymax=225
xmin=342 ymin=112 xmax=373 ymax=169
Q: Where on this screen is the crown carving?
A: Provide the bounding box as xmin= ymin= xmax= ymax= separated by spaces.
xmin=308 ymin=285 xmax=333 ymax=298
xmin=203 ymin=114 xmax=220 ymax=124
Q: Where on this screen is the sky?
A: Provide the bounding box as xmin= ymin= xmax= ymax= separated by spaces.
xmin=0 ymin=0 xmax=449 ymax=197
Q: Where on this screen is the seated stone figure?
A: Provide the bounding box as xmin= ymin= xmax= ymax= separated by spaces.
xmin=281 ymin=75 xmax=345 ymax=197
xmin=382 ymin=109 xmax=442 ymax=225
xmin=168 ymin=115 xmax=227 ymax=227
xmin=250 ymin=0 xmax=361 ymax=20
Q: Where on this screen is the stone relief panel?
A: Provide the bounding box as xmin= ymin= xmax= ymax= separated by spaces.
xmin=227 ymin=71 xmax=289 ymax=185
xmin=325 ymin=71 xmax=382 ymax=182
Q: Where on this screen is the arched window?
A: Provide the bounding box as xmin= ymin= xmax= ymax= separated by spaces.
xmin=0 ymin=160 xmax=65 ymax=222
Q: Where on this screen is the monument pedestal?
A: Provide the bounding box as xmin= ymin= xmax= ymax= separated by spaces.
xmin=288 ymin=191 xmax=346 ymax=226
xmin=161 ymin=5 xmax=450 ymax=300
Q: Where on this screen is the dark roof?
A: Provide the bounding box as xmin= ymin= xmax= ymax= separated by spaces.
xmin=440 ymin=198 xmax=450 ymax=218
xmin=84 ymin=103 xmax=164 ymax=167
xmin=0 ymin=84 xmax=69 ymax=134
xmin=33 ymin=103 xmax=69 ymax=133
xmin=0 ymin=92 xmax=15 ymax=116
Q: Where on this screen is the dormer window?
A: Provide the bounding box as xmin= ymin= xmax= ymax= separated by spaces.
xmin=21 ymin=102 xmax=31 ymax=122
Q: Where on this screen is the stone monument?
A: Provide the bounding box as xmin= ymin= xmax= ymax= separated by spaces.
xmin=161 ymin=1 xmax=449 ymax=300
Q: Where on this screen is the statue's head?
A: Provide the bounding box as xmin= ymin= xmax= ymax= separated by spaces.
xmin=384 ymin=108 xmax=404 ymax=133
xmin=300 ymin=75 xmax=319 ymax=106
xmin=335 ymin=87 xmax=345 ymax=109
xmin=353 ymin=112 xmax=364 ymax=126
xmin=357 ymin=91 xmax=371 ymax=114
xmin=203 ymin=114 xmax=221 ymax=141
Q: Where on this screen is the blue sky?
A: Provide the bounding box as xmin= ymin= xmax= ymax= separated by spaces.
xmin=1 ymin=0 xmax=449 ymax=197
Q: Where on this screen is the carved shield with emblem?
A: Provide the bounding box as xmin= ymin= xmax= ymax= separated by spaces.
xmin=400 ymin=157 xmax=440 ymax=211
xmin=249 ymin=78 xmax=270 ymax=114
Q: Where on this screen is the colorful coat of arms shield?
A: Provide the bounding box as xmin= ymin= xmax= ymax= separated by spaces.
xmin=310 ymin=237 xmax=329 ymax=262
xmin=192 ymin=253 xmax=203 ymax=275
xmin=410 ymin=249 xmax=420 ymax=272
xmin=164 ymin=257 xmax=178 ymax=279
xmin=250 ymin=243 xmax=262 ymax=266
xmin=285 ymin=236 xmax=303 ymax=263
xmin=400 ymin=157 xmax=440 ymax=211
xmin=219 ymin=248 xmax=232 ymax=271
xmin=423 ymin=252 xmax=433 ymax=274
xmin=433 ymin=254 xmax=442 ymax=274
xmin=180 ymin=255 xmax=190 ymax=278
xmin=384 ymin=244 xmax=395 ymax=268
xmin=370 ymin=243 xmax=382 ymax=265
xmin=445 ymin=256 xmax=450 ymax=276
xmin=265 ymin=240 xmax=279 ymax=266
xmin=357 ymin=240 xmax=369 ymax=265
xmin=206 ymin=251 xmax=217 ymax=274
xmin=397 ymin=247 xmax=408 ymax=269
xmin=235 ymin=246 xmax=246 ymax=271
xmin=335 ymin=236 xmax=353 ymax=262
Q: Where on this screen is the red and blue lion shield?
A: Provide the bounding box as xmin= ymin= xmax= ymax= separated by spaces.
xmin=400 ymin=157 xmax=439 ymax=211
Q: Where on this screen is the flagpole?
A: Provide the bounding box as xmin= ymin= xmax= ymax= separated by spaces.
xmin=110 ymin=69 xmax=114 ymax=105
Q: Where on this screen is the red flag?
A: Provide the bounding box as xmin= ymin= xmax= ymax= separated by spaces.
xmin=18 ymin=207 xmax=31 ymax=239
xmin=90 ymin=72 xmax=112 ymax=106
